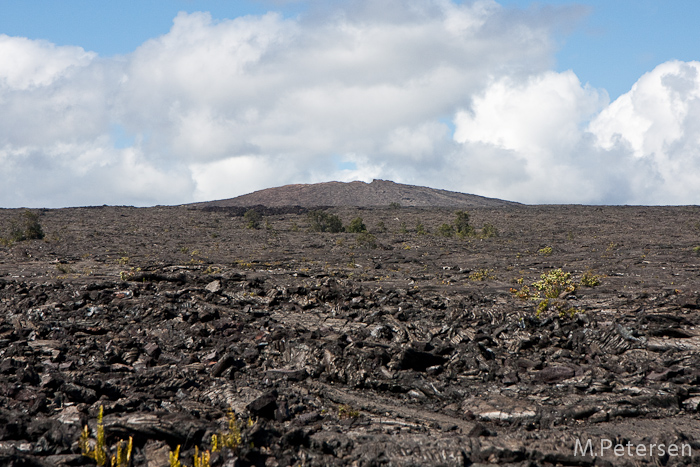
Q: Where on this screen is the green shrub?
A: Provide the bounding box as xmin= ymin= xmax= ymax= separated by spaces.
xmin=437 ymin=223 xmax=454 ymax=237
xmin=538 ymin=246 xmax=553 ymax=256
xmin=416 ymin=222 xmax=426 ymax=235
xmin=580 ymin=270 xmax=602 ymax=287
xmin=389 ymin=202 xmax=401 ymax=209
xmin=6 ymin=210 xmax=44 ymax=243
xmin=308 ymin=210 xmax=344 ymax=233
xmin=454 ymin=210 xmax=474 ymax=237
xmin=356 ymin=232 xmax=378 ymax=249
xmin=244 ymin=209 xmax=261 ymax=229
xmin=693 ymin=246 xmax=700 ymax=256
xmin=375 ymin=221 xmax=387 ymax=233
xmin=480 ymin=223 xmax=498 ymax=238
xmin=347 ymin=217 xmax=367 ymax=233
xmin=469 ymin=269 xmax=496 ymax=281
xmin=532 ymin=268 xmax=576 ymax=298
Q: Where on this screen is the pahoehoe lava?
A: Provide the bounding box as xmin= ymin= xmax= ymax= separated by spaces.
xmin=1 ymin=182 xmax=700 ymax=466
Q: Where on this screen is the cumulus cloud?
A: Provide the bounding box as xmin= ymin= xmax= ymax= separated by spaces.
xmin=1 ymin=0 xmax=700 ymax=207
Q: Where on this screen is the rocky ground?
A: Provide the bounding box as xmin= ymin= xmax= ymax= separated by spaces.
xmin=1 ymin=204 xmax=700 ymax=466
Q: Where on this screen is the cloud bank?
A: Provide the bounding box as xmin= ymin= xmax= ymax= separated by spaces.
xmin=1 ymin=0 xmax=699 ymax=207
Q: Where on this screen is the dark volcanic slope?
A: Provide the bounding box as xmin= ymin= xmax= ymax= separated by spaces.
xmin=193 ymin=179 xmax=519 ymax=208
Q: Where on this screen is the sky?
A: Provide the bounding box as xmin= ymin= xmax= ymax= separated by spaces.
xmin=1 ymin=0 xmax=700 ymax=207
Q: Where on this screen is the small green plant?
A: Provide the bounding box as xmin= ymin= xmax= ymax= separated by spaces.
xmin=416 ymin=222 xmax=426 ymax=235
xmin=580 ymin=270 xmax=602 ymax=287
xmin=510 ymin=285 xmax=533 ymax=300
xmin=80 ymin=406 xmax=132 ymax=467
xmin=203 ymin=265 xmax=221 ymax=275
xmin=532 ymin=268 xmax=576 ymax=298
xmin=170 ymin=410 xmax=252 ymax=467
xmin=538 ymin=246 xmax=553 ymax=256
xmin=211 ymin=409 xmax=244 ymax=452
xmin=437 ymin=223 xmax=454 ymax=237
xmin=244 ymin=210 xmax=261 ymax=229
xmin=117 ymin=256 xmax=130 ymax=265
xmin=56 ymin=263 xmax=74 ymax=274
xmin=469 ymin=269 xmax=496 ymax=281
xmin=510 ymin=268 xmax=594 ymax=319
xmin=193 ymin=447 xmax=211 ymax=467
xmin=389 ymin=202 xmax=401 ymax=209
xmin=375 ymin=221 xmax=387 ymax=233
xmin=399 ymin=222 xmax=408 ymax=234
xmin=308 ymin=211 xmax=344 ymax=233
xmin=347 ymin=217 xmax=367 ymax=233
xmin=338 ymin=404 xmax=360 ymax=419
xmin=169 ymin=445 xmax=182 ymax=467
xmin=693 ymin=246 xmax=700 ymax=256
xmin=291 ymin=222 xmax=299 ymax=232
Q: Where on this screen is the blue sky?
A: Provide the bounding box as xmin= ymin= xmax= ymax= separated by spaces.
xmin=1 ymin=0 xmax=700 ymax=206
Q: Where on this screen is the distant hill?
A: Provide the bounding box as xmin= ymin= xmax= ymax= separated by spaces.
xmin=192 ymin=179 xmax=519 ymax=208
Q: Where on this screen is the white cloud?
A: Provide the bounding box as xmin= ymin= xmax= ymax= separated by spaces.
xmin=588 ymin=60 xmax=700 ymax=204
xmin=1 ymin=1 xmax=700 ymax=207
xmin=0 ymin=35 xmax=95 ymax=90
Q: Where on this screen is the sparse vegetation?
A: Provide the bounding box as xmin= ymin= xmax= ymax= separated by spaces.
xmin=437 ymin=223 xmax=454 ymax=237
xmin=416 ymin=222 xmax=426 ymax=235
xmin=454 ymin=210 xmax=474 ymax=238
xmin=338 ymin=404 xmax=360 ymax=419
xmin=244 ymin=209 xmax=262 ymax=229
xmin=469 ymin=269 xmax=496 ymax=281
xmin=580 ymin=270 xmax=602 ymax=287
xmin=308 ymin=210 xmax=344 ymax=233
xmin=356 ymin=232 xmax=378 ymax=249
xmin=510 ymin=268 xmax=599 ymax=318
xmin=1 ymin=210 xmax=44 ymax=245
xmin=693 ymin=246 xmax=700 ymax=256
xmin=210 ymin=409 xmax=243 ymax=452
xmin=169 ymin=409 xmax=251 ymax=467
xmin=538 ymin=246 xmax=553 ymax=256
xmin=347 ymin=217 xmax=367 ymax=233
xmin=389 ymin=202 xmax=401 ymax=209
xmin=80 ymin=406 xmax=132 ymax=466
xmin=480 ymin=223 xmax=498 ymax=238
xmin=532 ymin=268 xmax=576 ymax=298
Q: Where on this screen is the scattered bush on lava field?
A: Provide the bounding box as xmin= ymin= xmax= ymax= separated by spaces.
xmin=469 ymin=268 xmax=496 ymax=281
xmin=308 ymin=210 xmax=344 ymax=233
xmin=538 ymin=246 xmax=553 ymax=256
xmin=437 ymin=223 xmax=454 ymax=237
xmin=511 ymin=268 xmax=600 ymax=318
xmin=480 ymin=223 xmax=498 ymax=238
xmin=347 ymin=217 xmax=367 ymax=233
xmin=356 ymin=232 xmax=378 ymax=249
xmin=244 ymin=209 xmax=262 ymax=229
xmin=1 ymin=209 xmax=45 ymax=245
xmin=454 ymin=210 xmax=475 ymax=238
